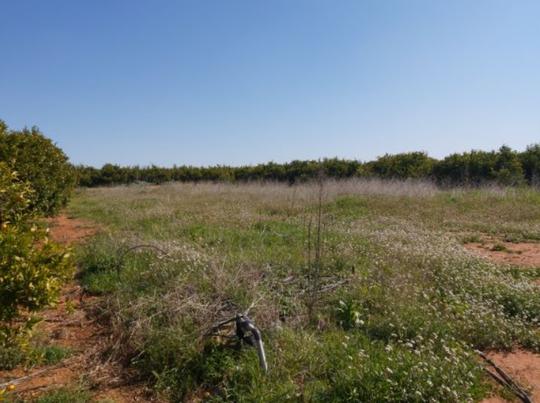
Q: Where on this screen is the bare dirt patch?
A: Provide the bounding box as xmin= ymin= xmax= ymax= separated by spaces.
xmin=45 ymin=214 xmax=98 ymax=245
xmin=482 ymin=349 xmax=540 ymax=403
xmin=0 ymin=214 xmax=161 ymax=402
xmin=464 ymin=239 xmax=540 ymax=268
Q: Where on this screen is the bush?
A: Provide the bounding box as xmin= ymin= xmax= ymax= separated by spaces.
xmin=0 ymin=225 xmax=73 ymax=343
xmin=0 ymin=120 xmax=76 ymax=216
xmin=0 ymin=160 xmax=74 ymax=357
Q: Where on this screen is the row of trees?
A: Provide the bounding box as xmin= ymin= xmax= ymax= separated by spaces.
xmin=0 ymin=121 xmax=76 ymax=368
xmin=76 ymin=145 xmax=540 ymax=187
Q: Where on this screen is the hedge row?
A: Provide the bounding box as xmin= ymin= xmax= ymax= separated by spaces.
xmin=76 ymin=145 xmax=540 ymax=187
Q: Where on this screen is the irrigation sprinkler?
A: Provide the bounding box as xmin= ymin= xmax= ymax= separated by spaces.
xmin=208 ymin=312 xmax=268 ymax=373
xmin=235 ymin=314 xmax=268 ymax=373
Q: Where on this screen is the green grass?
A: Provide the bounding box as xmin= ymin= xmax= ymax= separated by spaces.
xmin=4 ymin=386 xmax=91 ymax=403
xmin=68 ymin=181 xmax=540 ymax=402
xmin=27 ymin=345 xmax=71 ymax=367
xmin=34 ymin=387 xmax=91 ymax=403
xmin=0 ymin=342 xmax=70 ymax=371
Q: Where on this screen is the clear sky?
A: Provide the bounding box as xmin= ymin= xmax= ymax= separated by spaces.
xmin=1 ymin=1 xmax=539 ymax=167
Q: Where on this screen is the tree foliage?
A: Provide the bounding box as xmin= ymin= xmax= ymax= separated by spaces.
xmin=0 ymin=121 xmax=76 ymax=216
xmin=364 ymin=152 xmax=435 ymax=180
xmin=75 ymin=145 xmax=540 ymax=187
xmin=520 ymin=144 xmax=540 ymax=186
xmin=433 ymin=146 xmax=525 ymax=186
xmin=0 ymin=121 xmax=74 ymax=356
xmin=0 ymin=225 xmax=73 ymax=345
xmin=0 ymin=163 xmax=34 ymax=225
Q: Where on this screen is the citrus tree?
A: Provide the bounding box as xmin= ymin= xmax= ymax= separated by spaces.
xmin=0 ymin=161 xmax=73 ymax=354
xmin=0 ymin=121 xmax=76 ymax=216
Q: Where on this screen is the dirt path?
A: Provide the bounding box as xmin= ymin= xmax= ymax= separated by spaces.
xmin=45 ymin=214 xmax=99 ymax=245
xmin=0 ymin=214 xmax=160 ymax=402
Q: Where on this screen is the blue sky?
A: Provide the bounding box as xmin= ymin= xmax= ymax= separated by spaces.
xmin=1 ymin=0 xmax=539 ymax=167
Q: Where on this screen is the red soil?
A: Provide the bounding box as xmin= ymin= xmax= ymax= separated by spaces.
xmin=0 ymin=215 xmax=161 ymax=402
xmin=465 ymin=239 xmax=540 ymax=268
xmin=482 ymin=350 xmax=540 ymax=403
xmin=45 ymin=214 xmax=98 ymax=244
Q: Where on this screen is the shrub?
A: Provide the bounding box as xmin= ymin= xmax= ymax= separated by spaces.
xmin=0 ymin=161 xmax=74 ymax=354
xmin=0 ymin=121 xmax=76 ymax=216
xmin=0 ymin=223 xmax=74 ymax=347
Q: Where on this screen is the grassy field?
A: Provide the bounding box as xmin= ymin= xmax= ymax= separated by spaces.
xmin=68 ymin=179 xmax=540 ymax=402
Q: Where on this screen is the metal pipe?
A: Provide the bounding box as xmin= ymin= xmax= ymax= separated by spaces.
xmin=235 ymin=315 xmax=268 ymax=373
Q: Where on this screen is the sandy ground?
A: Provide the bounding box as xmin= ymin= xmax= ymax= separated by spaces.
xmin=0 ymin=215 xmax=161 ymax=402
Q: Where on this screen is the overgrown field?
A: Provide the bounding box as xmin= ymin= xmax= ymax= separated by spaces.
xmin=69 ymin=180 xmax=540 ymax=402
